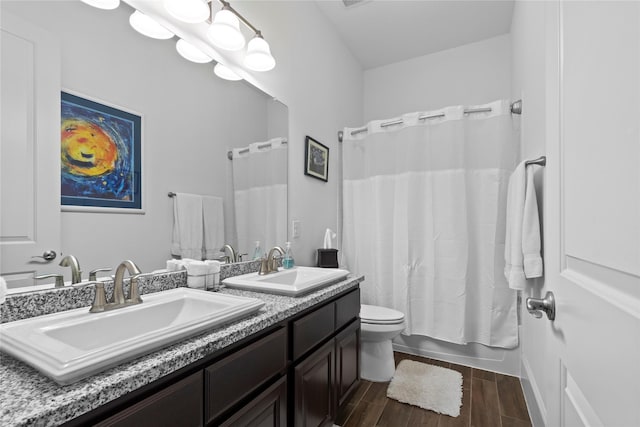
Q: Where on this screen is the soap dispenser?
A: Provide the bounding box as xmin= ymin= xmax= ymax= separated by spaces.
xmin=252 ymin=241 xmax=264 ymax=260
xmin=283 ymin=242 xmax=295 ymax=269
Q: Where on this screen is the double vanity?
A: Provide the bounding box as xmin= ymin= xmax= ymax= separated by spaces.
xmin=0 ymin=265 xmax=362 ymax=427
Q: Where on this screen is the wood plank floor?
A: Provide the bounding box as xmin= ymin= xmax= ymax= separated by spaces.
xmin=336 ymin=352 xmax=532 ymax=427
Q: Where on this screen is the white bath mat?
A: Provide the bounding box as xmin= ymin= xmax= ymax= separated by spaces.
xmin=387 ymin=360 xmax=463 ymax=417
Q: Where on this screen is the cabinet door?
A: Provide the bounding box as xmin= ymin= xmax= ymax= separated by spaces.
xmin=294 ymin=339 xmax=335 ymax=427
xmin=220 ymin=377 xmax=287 ymax=427
xmin=95 ymin=372 xmax=203 ymax=427
xmin=335 ymin=320 xmax=360 ymax=408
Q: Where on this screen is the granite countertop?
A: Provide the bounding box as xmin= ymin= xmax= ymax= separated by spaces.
xmin=0 ymin=275 xmax=363 ymax=427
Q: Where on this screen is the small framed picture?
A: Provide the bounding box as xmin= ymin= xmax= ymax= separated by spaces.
xmin=304 ymin=136 xmax=329 ymax=182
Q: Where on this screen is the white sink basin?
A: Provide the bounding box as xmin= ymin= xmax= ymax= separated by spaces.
xmin=222 ymin=266 xmax=350 ymax=296
xmin=0 ymin=288 xmax=264 ymax=385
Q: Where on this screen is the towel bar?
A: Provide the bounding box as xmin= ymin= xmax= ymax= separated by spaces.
xmin=525 ymin=156 xmax=546 ymax=167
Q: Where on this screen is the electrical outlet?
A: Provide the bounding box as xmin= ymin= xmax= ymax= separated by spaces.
xmin=292 ymin=220 xmax=301 ymax=239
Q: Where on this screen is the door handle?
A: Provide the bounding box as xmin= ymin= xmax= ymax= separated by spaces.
xmin=526 ymin=291 xmax=556 ymax=321
xmin=32 ymin=250 xmax=57 ymax=261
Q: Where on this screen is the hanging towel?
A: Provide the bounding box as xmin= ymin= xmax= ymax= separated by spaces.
xmin=171 ymin=193 xmax=204 ymax=260
xmin=523 ymin=167 xmax=543 ymax=278
xmin=504 ymin=162 xmax=543 ymax=289
xmin=202 ymin=196 xmax=224 ymax=260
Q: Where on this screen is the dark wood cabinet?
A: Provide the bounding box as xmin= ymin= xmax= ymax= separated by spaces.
xmin=205 ymin=326 xmax=287 ymax=424
xmin=94 ymin=372 xmax=203 ymax=427
xmin=293 ymin=339 xmax=335 ymax=427
xmin=220 ymin=377 xmax=287 ymax=427
xmin=335 ymin=320 xmax=361 ymax=408
xmin=290 ymin=288 xmax=361 ymax=427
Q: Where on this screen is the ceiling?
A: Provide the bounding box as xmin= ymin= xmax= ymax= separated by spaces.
xmin=315 ymin=0 xmax=515 ymax=69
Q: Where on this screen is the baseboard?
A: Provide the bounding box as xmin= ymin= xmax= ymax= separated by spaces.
xmin=393 ymin=334 xmax=521 ymax=376
xmin=521 ymin=356 xmax=547 ymax=427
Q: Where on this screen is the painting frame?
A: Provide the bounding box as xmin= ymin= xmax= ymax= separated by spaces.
xmin=60 ymin=90 xmax=144 ymax=214
xmin=304 ymin=136 xmax=329 ymax=182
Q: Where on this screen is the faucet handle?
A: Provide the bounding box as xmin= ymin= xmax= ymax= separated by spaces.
xmin=89 ymin=283 xmax=107 ymax=313
xmin=237 ymin=253 xmax=248 ymax=262
xmin=127 ymin=274 xmax=143 ymax=304
xmin=258 ymin=257 xmax=270 ymax=275
xmin=34 ymin=274 xmax=64 ymax=288
xmin=89 ymin=268 xmax=112 ymax=281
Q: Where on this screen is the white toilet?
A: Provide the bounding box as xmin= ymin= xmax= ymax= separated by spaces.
xmin=360 ymin=304 xmax=405 ymax=382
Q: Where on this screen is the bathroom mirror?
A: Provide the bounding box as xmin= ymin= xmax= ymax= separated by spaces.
xmin=0 ymin=1 xmax=288 ymax=292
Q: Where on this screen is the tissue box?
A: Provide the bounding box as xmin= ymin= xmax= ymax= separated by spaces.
xmin=316 ymin=249 xmax=339 ymax=268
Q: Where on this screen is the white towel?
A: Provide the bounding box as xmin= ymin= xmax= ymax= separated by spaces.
xmin=171 ymin=193 xmax=203 ymax=260
xmin=523 ymin=166 xmax=543 ymax=278
xmin=504 ymin=162 xmax=543 ymax=289
xmin=202 ymin=196 xmax=225 ymax=260
xmin=185 ymin=259 xmax=208 ymax=289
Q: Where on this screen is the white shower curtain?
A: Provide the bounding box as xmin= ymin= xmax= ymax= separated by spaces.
xmin=232 ymin=138 xmax=287 ymax=255
xmin=342 ymin=100 xmax=519 ymax=348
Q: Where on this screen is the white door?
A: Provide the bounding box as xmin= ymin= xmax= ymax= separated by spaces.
xmin=0 ymin=12 xmax=61 ymax=289
xmin=541 ymin=1 xmax=640 ymax=426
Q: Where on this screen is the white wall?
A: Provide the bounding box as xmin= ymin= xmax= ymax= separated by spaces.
xmin=363 ymin=34 xmax=511 ymax=122
xmin=230 ymin=1 xmax=364 ymax=266
xmin=511 ymin=1 xmax=548 ymax=424
xmin=2 ymin=1 xmax=364 ymax=272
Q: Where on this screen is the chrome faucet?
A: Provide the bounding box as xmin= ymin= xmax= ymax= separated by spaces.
xmin=59 ymin=254 xmax=82 ymax=284
xmin=90 ymin=260 xmax=142 ymax=313
xmin=259 ymin=246 xmax=284 ymax=275
xmin=221 ymin=244 xmax=237 ymax=263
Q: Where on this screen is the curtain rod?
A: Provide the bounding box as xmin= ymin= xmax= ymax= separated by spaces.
xmin=227 ymin=138 xmax=288 ymax=160
xmin=337 ymin=99 xmax=523 ymax=143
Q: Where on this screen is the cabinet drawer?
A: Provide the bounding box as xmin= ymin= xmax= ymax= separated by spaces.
xmin=220 ymin=376 xmax=287 ymax=427
xmin=205 ymin=327 xmax=287 ymax=424
xmin=95 ymin=372 xmax=203 ymax=427
xmin=335 ymin=289 xmax=360 ymax=331
xmin=292 ymin=302 xmax=335 ymax=361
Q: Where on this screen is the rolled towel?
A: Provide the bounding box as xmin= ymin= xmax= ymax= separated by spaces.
xmin=186 ymin=260 xmax=208 ymax=289
xmin=166 ymin=259 xmax=187 ymax=272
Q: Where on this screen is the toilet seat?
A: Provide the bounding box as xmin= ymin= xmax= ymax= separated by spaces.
xmin=360 ymin=304 xmax=405 ymax=325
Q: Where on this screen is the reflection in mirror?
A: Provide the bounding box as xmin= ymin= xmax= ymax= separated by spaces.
xmin=0 ymin=0 xmax=288 ymax=294
xmin=228 ymin=136 xmax=288 ymax=260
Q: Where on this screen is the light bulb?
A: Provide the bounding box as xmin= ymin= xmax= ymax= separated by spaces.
xmin=176 ymin=39 xmax=212 ymax=63
xmin=129 ymin=11 xmax=174 ymax=40
xmin=214 ymin=63 xmax=242 ymax=81
xmin=244 ymin=36 xmax=275 ymax=72
xmin=207 ymin=9 xmax=245 ymax=51
xmin=80 ymin=0 xmax=120 ymax=10
xmin=164 ymin=0 xmax=209 ymax=24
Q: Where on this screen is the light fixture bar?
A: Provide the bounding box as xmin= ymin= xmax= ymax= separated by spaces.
xmin=216 ymin=0 xmax=260 ymax=36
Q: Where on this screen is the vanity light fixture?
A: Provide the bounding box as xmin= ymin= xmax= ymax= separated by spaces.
xmin=129 ymin=10 xmax=174 ymax=40
xmin=164 ymin=0 xmax=209 ymax=24
xmin=207 ymin=6 xmax=245 ymax=51
xmin=80 ymin=0 xmax=120 ymax=10
xmin=176 ymin=39 xmax=213 ymax=63
xmin=208 ymin=0 xmax=276 ymax=71
xmin=214 ymin=63 xmax=242 ymax=81
xmin=244 ymin=33 xmax=275 ymax=72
